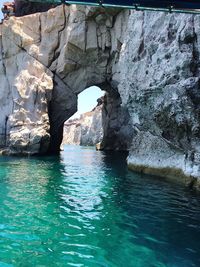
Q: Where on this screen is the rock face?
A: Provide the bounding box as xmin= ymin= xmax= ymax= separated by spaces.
xmin=117 ymin=12 xmax=200 ymax=189
xmin=0 ymin=5 xmax=132 ymax=155
xmin=62 ymin=101 xmax=103 ymax=146
xmin=0 ymin=5 xmax=200 ymax=188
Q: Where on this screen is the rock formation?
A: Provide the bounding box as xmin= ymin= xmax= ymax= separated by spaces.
xmin=0 ymin=5 xmax=200 ymax=188
xmin=0 ymin=5 xmax=132 ymax=155
xmin=62 ymin=99 xmax=103 ymax=146
xmin=118 ymin=12 xmax=200 ymax=189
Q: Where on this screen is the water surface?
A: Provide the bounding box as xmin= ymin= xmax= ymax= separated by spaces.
xmin=0 ymin=145 xmax=200 ymax=266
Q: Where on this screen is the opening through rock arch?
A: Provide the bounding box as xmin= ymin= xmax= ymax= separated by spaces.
xmin=48 ymin=81 xmax=133 ymax=154
xmin=62 ymin=86 xmax=104 ymax=147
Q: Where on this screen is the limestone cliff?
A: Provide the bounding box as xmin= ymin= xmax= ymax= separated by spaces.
xmin=62 ymin=101 xmax=103 ymax=146
xmin=117 ymin=12 xmax=200 ymax=189
xmin=0 ymin=5 xmax=131 ymax=155
xmin=0 ymin=5 xmax=200 ymax=188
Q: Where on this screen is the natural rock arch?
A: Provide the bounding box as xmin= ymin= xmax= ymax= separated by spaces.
xmin=49 ymin=81 xmax=132 ymax=153
xmin=48 ymin=79 xmax=133 ymax=154
xmin=1 ymin=4 xmax=200 ymax=187
xmin=0 ymin=5 xmax=132 ymax=154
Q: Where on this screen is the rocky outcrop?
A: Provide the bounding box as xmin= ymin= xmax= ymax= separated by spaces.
xmin=0 ymin=5 xmax=131 ymax=155
xmin=117 ymin=12 xmax=200 ymax=189
xmin=63 ymin=99 xmax=103 ymax=146
xmin=99 ymin=89 xmax=134 ymax=151
xmin=0 ymin=5 xmax=200 ymax=188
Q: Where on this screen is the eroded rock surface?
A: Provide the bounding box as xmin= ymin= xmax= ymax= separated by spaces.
xmin=116 ymin=12 xmax=200 ymax=189
xmin=0 ymin=5 xmax=131 ymax=155
xmin=0 ymin=5 xmax=200 ymax=187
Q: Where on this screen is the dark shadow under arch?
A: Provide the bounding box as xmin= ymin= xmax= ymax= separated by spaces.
xmin=48 ymin=81 xmax=134 ymax=154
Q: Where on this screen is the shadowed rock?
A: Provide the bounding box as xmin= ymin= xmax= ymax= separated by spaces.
xmin=14 ymin=0 xmax=57 ymax=16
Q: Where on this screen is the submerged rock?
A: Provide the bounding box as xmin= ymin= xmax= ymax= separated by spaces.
xmin=0 ymin=5 xmax=200 ymax=188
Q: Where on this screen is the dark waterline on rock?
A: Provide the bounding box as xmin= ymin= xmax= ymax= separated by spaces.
xmin=0 ymin=145 xmax=200 ymax=266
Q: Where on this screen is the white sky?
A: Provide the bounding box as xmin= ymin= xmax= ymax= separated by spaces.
xmin=71 ymin=86 xmax=104 ymax=119
xmin=0 ymin=1 xmax=3 ymax=19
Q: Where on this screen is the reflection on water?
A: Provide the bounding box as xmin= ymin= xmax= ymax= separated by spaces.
xmin=0 ymin=145 xmax=200 ymax=266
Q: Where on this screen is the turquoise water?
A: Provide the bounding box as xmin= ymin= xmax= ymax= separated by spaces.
xmin=0 ymin=146 xmax=200 ymax=267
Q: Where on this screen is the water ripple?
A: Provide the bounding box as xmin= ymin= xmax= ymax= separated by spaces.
xmin=0 ymin=146 xmax=200 ymax=266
